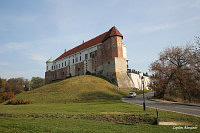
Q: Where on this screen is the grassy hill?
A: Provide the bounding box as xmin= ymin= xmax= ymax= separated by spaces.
xmin=1 ymin=75 xmax=200 ymax=132
xmin=12 ymin=75 xmax=129 ymax=103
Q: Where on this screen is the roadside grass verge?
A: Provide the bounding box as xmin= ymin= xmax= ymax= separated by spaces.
xmin=2 ymin=117 xmax=199 ymax=133
xmin=135 ymin=90 xmax=153 ymax=95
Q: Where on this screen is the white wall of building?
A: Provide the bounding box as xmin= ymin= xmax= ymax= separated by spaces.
xmin=128 ymin=73 xmax=150 ymax=90
xmin=122 ymin=43 xmax=127 ymax=60
xmin=46 ymin=44 xmax=99 ymax=72
xmin=46 ymin=62 xmax=53 ymax=71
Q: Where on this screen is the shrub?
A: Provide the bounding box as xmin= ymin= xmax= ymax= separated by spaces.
xmin=0 ymin=91 xmax=14 ymax=102
xmin=163 ymin=96 xmax=176 ymax=102
xmin=86 ymin=71 xmax=92 ymax=75
xmin=6 ymin=99 xmax=32 ymax=105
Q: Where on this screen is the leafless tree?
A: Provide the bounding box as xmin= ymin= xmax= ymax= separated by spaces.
xmin=150 ymin=38 xmax=200 ymax=102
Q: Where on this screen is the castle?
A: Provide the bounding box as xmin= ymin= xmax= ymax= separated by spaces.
xmin=45 ymin=26 xmax=149 ymax=89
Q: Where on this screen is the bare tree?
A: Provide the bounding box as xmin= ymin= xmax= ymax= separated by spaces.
xmin=150 ymin=39 xmax=200 ymax=102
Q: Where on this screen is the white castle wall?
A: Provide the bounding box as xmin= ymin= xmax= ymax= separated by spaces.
xmin=46 ymin=44 xmax=99 ymax=72
xmin=128 ymin=73 xmax=150 ymax=90
xmin=122 ymin=43 xmax=127 ymax=60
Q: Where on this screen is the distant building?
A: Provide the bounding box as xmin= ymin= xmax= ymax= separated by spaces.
xmin=45 ymin=26 xmax=150 ymax=89
xmin=128 ymin=73 xmax=150 ymax=90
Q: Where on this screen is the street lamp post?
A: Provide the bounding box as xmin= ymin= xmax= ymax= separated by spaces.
xmin=141 ymin=76 xmax=146 ymax=111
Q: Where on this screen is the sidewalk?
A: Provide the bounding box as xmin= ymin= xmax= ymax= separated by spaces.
xmin=148 ymin=97 xmax=200 ymax=107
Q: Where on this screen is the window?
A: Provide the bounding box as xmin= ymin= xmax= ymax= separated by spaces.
xmin=65 ymin=61 xmax=66 ymax=66
xmin=73 ymin=59 xmax=74 ymax=63
xmin=92 ymin=54 xmax=95 ymax=58
xmin=80 ymin=56 xmax=81 ymax=61
xmin=76 ymin=57 xmax=78 ymax=62
xmin=56 ymin=65 xmax=58 ymax=69
xmin=95 ymin=50 xmax=97 ymax=56
xmin=77 ymin=68 xmax=80 ymax=71
xmin=62 ymin=63 xmax=63 ymax=67
xmin=59 ymin=64 xmax=60 ymax=68
xmin=68 ymin=60 xmax=70 ymax=65
xmin=85 ymin=54 xmax=88 ymax=60
xmin=54 ymin=66 xmax=55 ymax=69
xmin=52 ymin=66 xmax=53 ymax=70
xmin=108 ymin=61 xmax=110 ymax=64
xmin=90 ymin=52 xmax=92 ymax=58
xmin=47 ymin=66 xmax=48 ymax=71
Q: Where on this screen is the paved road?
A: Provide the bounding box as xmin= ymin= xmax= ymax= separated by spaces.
xmin=122 ymin=92 xmax=200 ymax=117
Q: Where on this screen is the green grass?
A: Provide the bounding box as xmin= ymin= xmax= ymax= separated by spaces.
xmin=0 ymin=75 xmax=200 ymax=132
xmin=9 ymin=75 xmax=128 ymax=104
xmin=135 ymin=90 xmax=153 ymax=95
xmin=1 ymin=117 xmax=199 ymax=133
xmin=0 ymin=102 xmax=199 ymax=124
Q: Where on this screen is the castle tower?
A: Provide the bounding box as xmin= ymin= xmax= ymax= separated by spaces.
xmin=96 ymin=26 xmax=134 ymax=89
xmin=45 ymin=57 xmax=54 ymax=84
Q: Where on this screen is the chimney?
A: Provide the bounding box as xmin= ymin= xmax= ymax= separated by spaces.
xmin=82 ymin=40 xmax=84 ymax=44
xmin=64 ymin=49 xmax=66 ymax=52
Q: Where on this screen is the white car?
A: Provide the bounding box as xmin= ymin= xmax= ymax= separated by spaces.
xmin=127 ymin=92 xmax=136 ymax=98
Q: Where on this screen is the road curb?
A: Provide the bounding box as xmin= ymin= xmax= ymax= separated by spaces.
xmin=148 ymin=98 xmax=200 ymax=107
xmin=121 ymin=98 xmax=200 ymax=118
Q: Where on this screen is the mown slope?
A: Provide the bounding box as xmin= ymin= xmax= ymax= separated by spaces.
xmin=12 ymin=75 xmax=128 ymax=103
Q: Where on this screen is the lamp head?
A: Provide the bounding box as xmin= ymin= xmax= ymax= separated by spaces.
xmin=141 ymin=76 xmax=144 ymax=83
xmin=139 ymin=72 xmax=143 ymax=78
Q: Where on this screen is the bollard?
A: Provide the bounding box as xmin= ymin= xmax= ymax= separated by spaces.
xmin=156 ymin=108 xmax=159 ymax=124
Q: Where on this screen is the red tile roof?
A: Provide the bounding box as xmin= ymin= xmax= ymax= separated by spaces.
xmin=55 ymin=26 xmax=123 ymax=61
xmin=102 ymin=26 xmax=123 ymax=42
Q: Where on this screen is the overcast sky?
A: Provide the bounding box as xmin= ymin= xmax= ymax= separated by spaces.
xmin=0 ymin=0 xmax=200 ymax=79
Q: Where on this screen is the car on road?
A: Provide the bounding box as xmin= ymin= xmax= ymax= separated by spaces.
xmin=127 ymin=92 xmax=136 ymax=98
